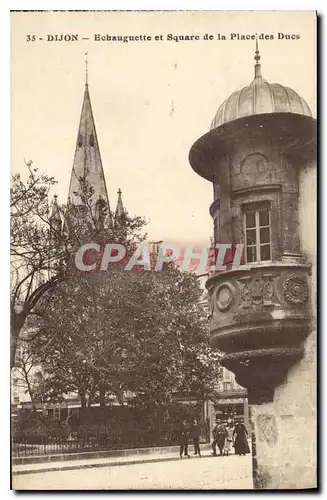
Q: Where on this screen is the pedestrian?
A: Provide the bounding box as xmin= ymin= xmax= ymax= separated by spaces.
xmin=191 ymin=419 xmax=201 ymax=456
xmin=212 ymin=419 xmax=227 ymax=456
xmin=178 ymin=419 xmax=190 ymax=458
xmin=233 ymin=420 xmax=250 ymax=456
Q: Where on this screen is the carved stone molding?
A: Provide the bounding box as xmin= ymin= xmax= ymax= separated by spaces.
xmin=283 ymin=274 xmax=309 ymax=305
xmin=215 ymin=282 xmax=234 ymax=311
xmin=238 ymin=274 xmax=277 ymax=308
xmin=256 ymin=414 xmax=278 ymax=446
xmin=206 ymin=263 xmax=311 ymax=403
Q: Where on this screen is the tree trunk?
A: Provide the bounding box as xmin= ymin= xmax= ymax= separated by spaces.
xmin=25 ymin=375 xmax=37 ymax=412
xmin=10 ymin=275 xmax=65 ymax=368
xmin=10 ymin=311 xmax=26 ymax=368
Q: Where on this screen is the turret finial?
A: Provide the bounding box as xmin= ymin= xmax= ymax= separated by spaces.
xmin=254 ymin=39 xmax=262 ymax=79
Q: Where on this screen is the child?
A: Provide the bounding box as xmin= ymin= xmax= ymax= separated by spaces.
xmin=223 ymin=423 xmax=234 ymax=456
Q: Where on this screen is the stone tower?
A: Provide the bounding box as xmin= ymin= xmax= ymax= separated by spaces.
xmin=189 ymin=44 xmax=316 ymax=489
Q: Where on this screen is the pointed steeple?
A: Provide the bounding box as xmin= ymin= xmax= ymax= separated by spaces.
xmin=49 ymin=194 xmax=62 ymax=231
xmin=68 ymin=65 xmax=110 ymax=213
xmin=50 ymin=194 xmax=61 ymax=221
xmin=115 ymin=188 xmax=125 ymax=218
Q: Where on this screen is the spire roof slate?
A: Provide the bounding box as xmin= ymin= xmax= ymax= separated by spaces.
xmin=68 ymin=83 xmax=110 ymax=212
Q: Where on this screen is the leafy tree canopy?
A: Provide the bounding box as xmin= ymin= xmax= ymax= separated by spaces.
xmin=31 ymin=265 xmax=219 ymax=408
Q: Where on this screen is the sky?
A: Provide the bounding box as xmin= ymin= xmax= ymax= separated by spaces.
xmin=11 ymin=11 xmax=316 ymax=246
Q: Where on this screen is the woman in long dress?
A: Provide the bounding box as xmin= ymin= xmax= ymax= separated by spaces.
xmin=233 ymin=421 xmax=250 ymax=455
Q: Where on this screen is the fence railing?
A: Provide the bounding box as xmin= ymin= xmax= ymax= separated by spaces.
xmin=12 ymin=427 xmax=210 ymax=458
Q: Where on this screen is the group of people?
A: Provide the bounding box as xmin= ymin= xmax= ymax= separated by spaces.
xmin=178 ymin=418 xmax=250 ymax=458
xmin=212 ymin=418 xmax=250 ymax=456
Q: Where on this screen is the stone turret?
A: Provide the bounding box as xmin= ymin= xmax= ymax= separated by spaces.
xmin=189 ymin=43 xmax=316 ymax=489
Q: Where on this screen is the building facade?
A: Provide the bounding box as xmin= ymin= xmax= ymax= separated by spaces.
xmin=213 ymin=366 xmax=249 ymax=427
xmin=189 ymin=44 xmax=316 ymax=488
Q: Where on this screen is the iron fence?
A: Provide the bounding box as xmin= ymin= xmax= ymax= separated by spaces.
xmin=12 ymin=427 xmax=210 ymax=458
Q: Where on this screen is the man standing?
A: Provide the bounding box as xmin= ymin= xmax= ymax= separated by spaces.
xmin=178 ymin=420 xmax=190 ymax=458
xmin=212 ymin=419 xmax=227 ymax=456
xmin=191 ymin=419 xmax=201 ymax=456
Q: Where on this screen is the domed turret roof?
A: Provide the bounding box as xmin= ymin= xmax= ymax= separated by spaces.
xmin=210 ymin=43 xmax=312 ymax=130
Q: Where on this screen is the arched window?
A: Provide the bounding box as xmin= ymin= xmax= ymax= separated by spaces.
xmin=89 ymin=133 xmax=95 ymax=147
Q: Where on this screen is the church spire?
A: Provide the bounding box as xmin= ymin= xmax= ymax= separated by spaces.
xmin=68 ymin=64 xmax=110 ymax=214
xmin=50 ymin=194 xmax=61 ymax=221
xmin=115 ymin=188 xmax=125 ymax=218
xmin=49 ymin=194 xmax=62 ymax=231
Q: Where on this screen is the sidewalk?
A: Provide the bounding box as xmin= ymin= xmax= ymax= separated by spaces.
xmin=13 ymin=452 xmax=253 ymax=490
xmin=13 ymin=445 xmax=212 ymax=476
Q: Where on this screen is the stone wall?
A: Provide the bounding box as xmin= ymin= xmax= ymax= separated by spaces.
xmin=251 ymin=160 xmax=316 ymax=489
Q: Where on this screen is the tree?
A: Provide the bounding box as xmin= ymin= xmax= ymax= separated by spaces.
xmin=10 ymin=161 xmax=146 ymax=366
xmin=30 ymin=263 xmax=219 ymax=408
xmin=11 ymin=161 xmax=59 ymax=366
xmin=12 ymin=163 xmax=218 ymax=411
xmin=11 ymin=339 xmax=42 ymax=407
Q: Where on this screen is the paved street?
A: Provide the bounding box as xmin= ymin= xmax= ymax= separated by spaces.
xmin=13 ymin=453 xmax=252 ymax=490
